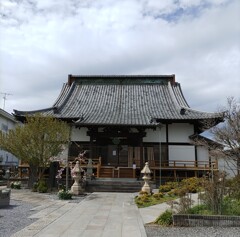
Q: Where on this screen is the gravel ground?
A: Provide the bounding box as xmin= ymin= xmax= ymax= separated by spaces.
xmin=0 ymin=199 xmax=37 ymax=237
xmin=0 ymin=192 xmax=86 ymax=237
xmin=145 ymin=225 xmax=240 ymax=237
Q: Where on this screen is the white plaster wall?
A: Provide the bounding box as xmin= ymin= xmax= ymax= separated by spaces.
xmin=143 ymin=126 xmax=166 ymax=143
xmin=168 ymin=123 xmax=194 ymax=143
xmin=0 ymin=116 xmax=16 ymax=131
xmin=169 ymin=145 xmax=195 ymax=166
xmin=197 ymin=146 xmax=209 ymax=162
xmin=71 ymin=127 xmax=90 ymax=141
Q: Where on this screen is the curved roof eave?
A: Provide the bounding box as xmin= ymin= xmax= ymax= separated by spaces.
xmin=13 ymin=75 xmax=224 ymax=127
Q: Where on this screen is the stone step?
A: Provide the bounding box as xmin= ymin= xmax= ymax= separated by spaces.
xmin=85 ymin=179 xmax=156 ymax=192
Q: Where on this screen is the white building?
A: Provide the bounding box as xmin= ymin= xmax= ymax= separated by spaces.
xmin=0 ymin=109 xmax=19 ymax=168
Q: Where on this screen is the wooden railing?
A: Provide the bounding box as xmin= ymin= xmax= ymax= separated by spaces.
xmin=148 ymin=160 xmax=218 ymax=170
xmin=17 ymin=158 xmax=217 ymax=180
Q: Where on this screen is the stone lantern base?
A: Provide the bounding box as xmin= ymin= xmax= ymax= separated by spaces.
xmin=71 ymin=182 xmax=84 ymax=195
xmin=141 ymin=182 xmax=151 ymax=194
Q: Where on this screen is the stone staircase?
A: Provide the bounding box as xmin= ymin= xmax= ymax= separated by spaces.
xmin=85 ymin=178 xmax=156 ymax=193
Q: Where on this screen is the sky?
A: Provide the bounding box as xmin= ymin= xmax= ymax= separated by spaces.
xmin=0 ymin=0 xmax=239 ymax=114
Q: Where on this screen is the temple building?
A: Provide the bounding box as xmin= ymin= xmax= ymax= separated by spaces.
xmin=14 ymin=75 xmax=223 ymax=183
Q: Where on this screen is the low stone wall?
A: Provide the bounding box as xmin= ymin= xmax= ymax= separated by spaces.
xmin=0 ymin=188 xmax=11 ymax=207
xmin=173 ymin=214 xmax=240 ymax=227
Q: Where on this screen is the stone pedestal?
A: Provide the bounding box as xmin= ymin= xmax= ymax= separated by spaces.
xmin=141 ymin=175 xmax=151 ymax=193
xmin=71 ymin=161 xmax=84 ymax=195
xmin=71 ymin=184 xmax=84 ymax=195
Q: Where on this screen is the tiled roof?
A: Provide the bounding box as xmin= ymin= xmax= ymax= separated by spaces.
xmin=14 ymin=75 xmax=223 ymax=126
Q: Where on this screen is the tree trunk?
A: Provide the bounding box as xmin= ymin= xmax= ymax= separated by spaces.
xmin=28 ymin=164 xmax=38 ymax=188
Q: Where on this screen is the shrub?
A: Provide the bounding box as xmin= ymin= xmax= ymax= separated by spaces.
xmin=153 ymin=192 xmax=164 ymax=199
xmin=154 ymin=210 xmax=173 ymax=226
xmin=58 ymin=189 xmax=72 ymax=200
xmin=176 ymin=196 xmax=193 ymax=214
xmin=32 ymin=182 xmax=38 ymax=192
xmin=226 ymin=175 xmax=240 ymax=200
xmin=174 ymin=187 xmax=188 ymax=197
xmin=140 ymin=195 xmax=151 ymax=202
xmin=221 ymin=197 xmax=240 ymax=216
xmin=159 ymin=184 xmax=172 ymax=193
xmin=135 ymin=198 xmax=144 ymax=206
xmin=181 ymin=177 xmax=202 ymax=193
xmin=139 ymin=191 xmax=149 ymax=196
xmin=37 ymin=180 xmax=48 ymax=193
xmin=187 ymin=204 xmax=210 ymax=215
xmin=10 ymin=181 xmax=21 ymax=189
xmin=166 ymin=181 xmax=179 ymax=189
xmin=167 ymin=189 xmax=178 ymax=197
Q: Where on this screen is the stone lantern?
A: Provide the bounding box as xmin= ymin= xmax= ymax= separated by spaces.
xmin=71 ymin=161 xmax=84 ymax=195
xmin=86 ymin=158 xmax=93 ymax=180
xmin=140 ymin=162 xmax=152 ymax=194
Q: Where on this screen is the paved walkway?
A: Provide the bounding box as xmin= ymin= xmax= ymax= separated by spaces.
xmin=11 ymin=191 xmax=147 ymax=237
xmin=10 ymin=190 xmax=200 ymax=237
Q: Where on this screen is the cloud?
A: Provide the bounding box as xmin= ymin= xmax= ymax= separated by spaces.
xmin=0 ymin=0 xmax=239 ymax=113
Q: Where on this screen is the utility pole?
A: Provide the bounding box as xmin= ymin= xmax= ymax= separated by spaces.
xmin=0 ymin=92 xmax=12 ymax=110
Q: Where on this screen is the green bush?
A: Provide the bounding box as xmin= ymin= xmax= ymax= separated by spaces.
xmin=181 ymin=177 xmax=202 ymax=193
xmin=187 ymin=204 xmax=212 ymax=215
xmin=58 ymin=189 xmax=72 ymax=200
xmin=226 ymin=175 xmax=240 ymax=200
xmin=140 ymin=195 xmax=151 ymax=202
xmin=154 ymin=210 xmax=173 ymax=226
xmin=37 ymin=180 xmax=48 ymax=193
xmin=159 ymin=181 xmax=179 ymax=192
xmin=166 ymin=181 xmax=179 ymax=189
xmin=10 ymin=181 xmax=21 ymax=189
xmin=153 ymin=192 xmax=164 ymax=199
xmin=159 ymin=184 xmax=172 ymax=193
xmin=135 ymin=198 xmax=144 ymax=206
xmin=139 ymin=191 xmax=149 ymax=196
xmin=32 ymin=182 xmax=38 ymax=192
xmin=174 ymin=187 xmax=188 ymax=197
xmin=221 ymin=197 xmax=240 ymax=216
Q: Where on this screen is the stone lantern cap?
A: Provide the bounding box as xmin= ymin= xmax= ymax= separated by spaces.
xmin=72 ymin=161 xmax=83 ymax=173
xmin=141 ymin=162 xmax=151 ymax=174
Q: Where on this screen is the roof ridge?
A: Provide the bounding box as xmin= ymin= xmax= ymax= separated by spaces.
xmin=67 ymin=74 xmax=176 ymax=86
xmin=69 ymin=74 xmax=175 ymax=77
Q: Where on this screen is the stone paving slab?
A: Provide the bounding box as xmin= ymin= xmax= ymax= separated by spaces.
xmin=11 ymin=192 xmax=147 ymax=237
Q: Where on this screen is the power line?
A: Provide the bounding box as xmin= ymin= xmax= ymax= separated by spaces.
xmin=0 ymin=92 xmax=13 ymax=110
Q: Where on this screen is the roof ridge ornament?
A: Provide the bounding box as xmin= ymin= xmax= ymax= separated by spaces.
xmin=180 ymin=108 xmax=186 ymax=115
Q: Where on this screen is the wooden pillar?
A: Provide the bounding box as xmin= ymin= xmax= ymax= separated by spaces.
xmin=90 ymin=135 xmax=93 ymax=159
xmin=174 ymin=169 xmax=177 ymax=181
xmin=194 ymin=146 xmax=198 ymax=167
xmin=166 ymin=124 xmax=169 ymax=161
xmin=140 ymin=139 xmax=144 ymax=169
